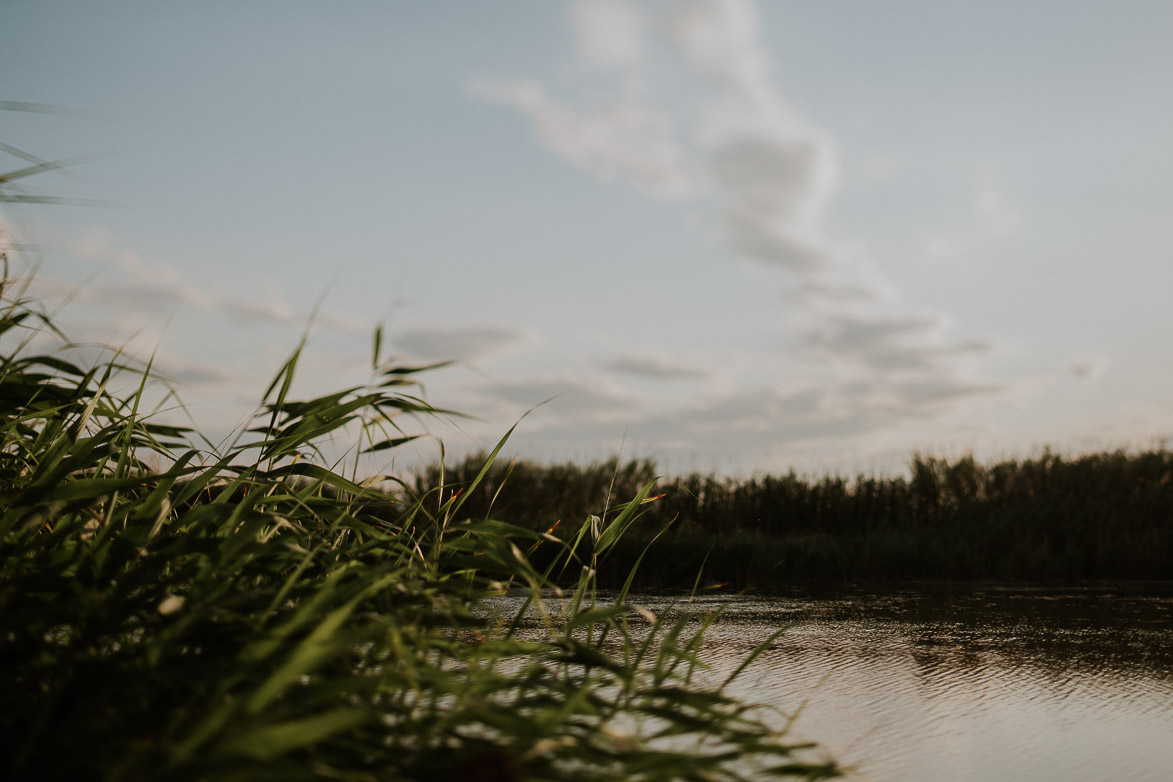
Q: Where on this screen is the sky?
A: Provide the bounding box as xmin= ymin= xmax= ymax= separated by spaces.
xmin=3 ymin=0 xmax=1173 ymax=478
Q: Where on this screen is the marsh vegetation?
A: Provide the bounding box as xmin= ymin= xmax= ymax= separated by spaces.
xmin=0 ymin=263 xmax=839 ymax=781
xmin=420 ymin=447 xmax=1173 ymax=587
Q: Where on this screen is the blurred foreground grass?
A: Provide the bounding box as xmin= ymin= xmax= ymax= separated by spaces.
xmin=0 ymin=258 xmax=838 ymax=781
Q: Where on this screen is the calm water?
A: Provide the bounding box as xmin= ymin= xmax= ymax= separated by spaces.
xmin=630 ymin=586 xmax=1173 ymax=781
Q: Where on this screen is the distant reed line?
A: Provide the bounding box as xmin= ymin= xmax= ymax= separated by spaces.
xmin=413 ymin=449 xmax=1173 ymax=585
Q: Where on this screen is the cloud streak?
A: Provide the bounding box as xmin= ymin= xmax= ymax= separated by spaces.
xmin=805 ymin=313 xmax=990 ymax=372
xmin=571 ymin=0 xmax=647 ymax=71
xmin=463 ymin=0 xmax=1014 ymax=467
xmin=395 ymin=325 xmax=527 ymax=362
xmin=482 ymin=376 xmax=643 ymax=422
xmin=67 ymin=227 xmax=365 ymax=333
xmin=470 ymin=78 xmax=701 ymax=199
xmin=667 ymin=0 xmax=777 ymax=110
xmin=604 ymin=353 xmax=708 ymax=380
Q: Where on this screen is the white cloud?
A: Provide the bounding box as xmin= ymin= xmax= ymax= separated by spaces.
xmin=470 ymin=79 xmax=700 ymax=199
xmin=790 ymin=273 xmax=889 ymax=310
xmin=70 ymin=226 xmax=213 ymax=309
xmin=150 ymin=351 xmax=239 ymax=387
xmin=571 ymin=0 xmax=646 ymax=70
xmin=469 ymin=0 xmax=1012 ymax=462
xmin=482 ymin=376 xmax=642 ymax=422
xmin=708 ymin=136 xmax=843 ymax=272
xmin=918 ymin=172 xmax=1020 ymax=265
xmin=975 ymin=174 xmax=1017 ymax=235
xmin=1068 ymin=356 xmax=1108 ymax=380
xmin=65 ymin=226 xmax=362 ymax=333
xmin=806 ymin=312 xmax=990 ymax=373
xmin=722 ymin=206 xmax=834 ymax=272
xmin=710 ymin=137 xmax=825 ymax=224
xmin=396 ymin=325 xmax=526 ymax=362
xmin=465 ymin=362 xmax=1004 ymax=466
xmin=892 ymin=377 xmax=1002 ymax=407
xmin=667 ymin=0 xmax=776 ymax=110
xmin=497 ymin=382 xmax=889 ymax=465
xmin=605 ymin=353 xmax=708 ymax=380
xmin=920 ymin=235 xmax=962 ymax=263
xmin=224 ymin=295 xmax=295 ymax=326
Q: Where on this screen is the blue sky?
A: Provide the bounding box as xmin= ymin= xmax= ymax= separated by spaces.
xmin=3 ymin=0 xmax=1173 ymax=476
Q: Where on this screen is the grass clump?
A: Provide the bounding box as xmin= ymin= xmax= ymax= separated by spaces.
xmin=0 ymin=263 xmax=837 ymax=781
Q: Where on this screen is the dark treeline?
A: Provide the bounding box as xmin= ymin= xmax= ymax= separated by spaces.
xmin=412 ymin=449 xmax=1173 ymax=586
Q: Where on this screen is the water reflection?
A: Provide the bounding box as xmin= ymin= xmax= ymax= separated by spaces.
xmin=631 ymin=586 xmax=1173 ymax=782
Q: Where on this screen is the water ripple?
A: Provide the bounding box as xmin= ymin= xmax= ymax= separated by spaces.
xmin=632 ymin=586 xmax=1173 ymax=781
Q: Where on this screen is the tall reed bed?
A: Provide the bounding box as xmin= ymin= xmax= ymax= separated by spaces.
xmin=420 ymin=449 xmax=1173 ymax=585
xmin=0 ymin=264 xmax=837 ymax=781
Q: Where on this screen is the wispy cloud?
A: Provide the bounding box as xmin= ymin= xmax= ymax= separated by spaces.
xmin=67 ymin=226 xmax=365 ymax=333
xmin=571 ymin=0 xmax=647 ymax=71
xmin=137 ymin=347 xmax=241 ymax=388
xmin=396 ymin=325 xmax=527 ymax=362
xmin=482 ymin=376 xmax=642 ymax=422
xmin=1068 ymin=356 xmax=1108 ymax=381
xmin=918 ymin=169 xmax=1020 ymax=265
xmin=666 ymin=0 xmax=778 ymax=111
xmin=465 ymin=0 xmax=1012 ymax=464
xmin=710 ymin=137 xmax=838 ymax=272
xmin=471 ymin=78 xmax=701 ymax=200
xmin=805 ymin=312 xmax=990 ymax=372
xmin=604 ymin=353 xmax=708 ymax=380
xmin=222 ymin=295 xmax=296 ymax=327
xmin=484 ymin=384 xmax=887 ymax=467
xmin=892 ymin=377 xmax=1002 ymax=408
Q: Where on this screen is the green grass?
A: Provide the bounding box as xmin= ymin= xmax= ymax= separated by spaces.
xmin=0 ymin=260 xmax=839 ymax=781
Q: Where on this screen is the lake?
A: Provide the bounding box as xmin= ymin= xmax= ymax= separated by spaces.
xmin=628 ymin=585 xmax=1173 ymax=781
